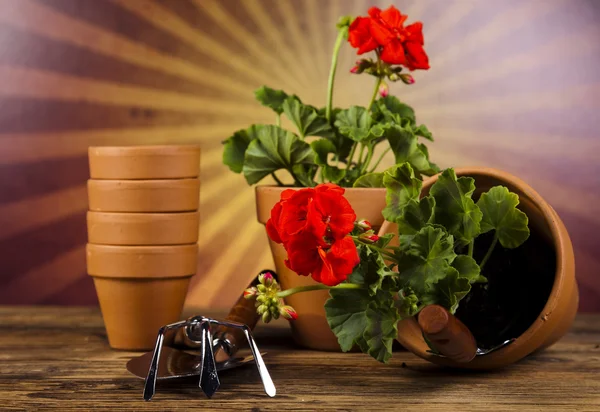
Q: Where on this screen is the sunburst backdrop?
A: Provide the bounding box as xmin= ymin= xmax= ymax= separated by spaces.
xmin=0 ymin=0 xmax=598 ymax=311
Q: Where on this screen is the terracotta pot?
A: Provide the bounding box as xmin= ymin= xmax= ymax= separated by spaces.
xmin=88 ymin=145 xmax=200 ymax=180
xmin=87 ymin=178 xmax=199 ymax=212
xmin=86 ymin=244 xmax=198 ymax=350
xmin=87 ymin=211 xmax=200 ymax=245
xmin=255 ymin=185 xmax=387 ymax=351
xmin=379 ymin=167 xmax=578 ymax=369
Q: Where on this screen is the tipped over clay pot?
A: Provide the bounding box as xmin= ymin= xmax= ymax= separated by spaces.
xmin=379 ymin=167 xmax=578 ymax=369
xmin=88 ymin=145 xmax=200 ymax=180
xmin=87 ymin=211 xmax=200 ymax=245
xmin=86 ymin=244 xmax=198 ymax=350
xmin=255 ymin=185 xmax=387 ymax=351
xmin=87 ymin=178 xmax=200 ymax=212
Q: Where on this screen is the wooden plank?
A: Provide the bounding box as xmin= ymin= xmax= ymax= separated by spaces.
xmin=0 ymin=306 xmax=599 ymax=411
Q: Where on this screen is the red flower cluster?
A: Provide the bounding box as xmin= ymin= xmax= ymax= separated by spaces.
xmin=267 ymin=184 xmax=360 ymax=286
xmin=348 ymin=5 xmax=429 ymax=70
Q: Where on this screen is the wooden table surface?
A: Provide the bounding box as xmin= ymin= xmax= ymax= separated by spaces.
xmin=0 ymin=306 xmax=599 ymax=411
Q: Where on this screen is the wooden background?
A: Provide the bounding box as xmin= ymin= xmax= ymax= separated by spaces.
xmin=0 ymin=0 xmax=598 ymax=311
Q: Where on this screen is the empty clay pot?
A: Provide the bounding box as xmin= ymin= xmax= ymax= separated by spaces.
xmin=255 ymin=185 xmax=387 ymax=351
xmin=86 ymin=244 xmax=198 ymax=350
xmin=379 ymin=167 xmax=578 ymax=369
xmin=87 ymin=178 xmax=200 ymax=212
xmin=88 ymin=145 xmax=200 ymax=180
xmin=87 ymin=211 xmax=200 ymax=245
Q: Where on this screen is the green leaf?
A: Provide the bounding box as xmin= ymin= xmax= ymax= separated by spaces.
xmin=413 ymin=124 xmax=433 ymax=141
xmin=254 ymin=86 xmax=288 ymax=114
xmin=335 ymin=106 xmax=385 ymax=143
xmin=323 ymin=165 xmax=346 ymax=183
xmin=363 ymin=301 xmax=400 ymax=363
xmin=311 ymin=139 xmax=336 ymax=166
xmin=353 ymin=172 xmax=384 ymax=188
xmin=242 ymin=125 xmax=315 ymax=185
xmin=396 ymin=226 xmax=457 ymax=295
xmin=282 ymin=96 xmax=333 ymax=138
xmin=375 ymin=95 xmax=416 ymax=125
xmin=382 ymin=162 xmax=422 ymax=224
xmin=386 ymin=125 xmax=438 ymax=176
xmin=222 ymin=125 xmax=259 ymax=173
xmin=292 ymin=164 xmax=317 ymax=187
xmin=325 ymin=287 xmax=371 ymax=352
xmin=476 ymin=186 xmax=530 ymax=249
xmin=422 ymin=268 xmax=471 ymax=314
xmin=429 ymin=169 xmax=483 ymax=247
xmin=451 ymin=255 xmax=485 ymax=283
xmin=397 ymin=196 xmax=436 ymax=236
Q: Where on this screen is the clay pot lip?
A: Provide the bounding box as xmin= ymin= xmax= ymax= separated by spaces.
xmin=87 ymin=178 xmax=199 ymax=186
xmin=87 ymin=211 xmax=200 ymax=218
xmin=88 ymin=145 xmax=200 ymax=155
xmin=382 ymin=166 xmax=574 ymax=367
xmin=255 ymin=185 xmax=386 ymax=194
xmin=87 ymin=243 xmax=198 ymax=253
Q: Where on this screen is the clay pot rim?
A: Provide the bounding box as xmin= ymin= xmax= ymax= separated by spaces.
xmin=87 ymin=178 xmax=199 ymax=185
xmin=89 ymin=145 xmax=200 ymax=155
xmin=87 ymin=211 xmax=200 ymax=218
xmin=382 ymin=166 xmax=572 ymax=367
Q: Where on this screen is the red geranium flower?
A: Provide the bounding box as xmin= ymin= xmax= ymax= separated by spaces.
xmin=347 ymin=5 xmax=429 ymax=71
xmin=348 ymin=16 xmax=378 ymax=55
xmin=308 ymin=186 xmax=356 ymax=242
xmin=285 ymin=233 xmax=359 ymax=286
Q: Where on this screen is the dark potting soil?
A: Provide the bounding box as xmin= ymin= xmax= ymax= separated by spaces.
xmin=454 ymin=230 xmax=556 ymax=350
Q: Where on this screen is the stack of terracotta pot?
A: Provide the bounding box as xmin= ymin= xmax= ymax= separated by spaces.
xmin=86 ymin=145 xmax=200 ymax=350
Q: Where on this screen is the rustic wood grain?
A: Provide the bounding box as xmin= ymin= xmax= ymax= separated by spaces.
xmin=0 ymin=306 xmax=599 ymax=411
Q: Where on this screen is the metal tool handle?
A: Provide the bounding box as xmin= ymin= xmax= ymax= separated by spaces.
xmin=418 ymin=304 xmax=478 ymax=363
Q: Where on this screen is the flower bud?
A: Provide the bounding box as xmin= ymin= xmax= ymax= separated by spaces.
xmin=388 ymin=73 xmax=399 ymax=82
xmin=256 ymin=295 xmax=268 ymax=303
xmin=258 ymin=271 xmax=275 ymax=286
xmin=400 ymin=74 xmax=415 ymax=85
xmin=243 ymin=287 xmax=258 ymax=299
xmin=280 ymin=305 xmax=298 ymax=321
xmin=350 ymin=65 xmax=360 ymax=74
xmin=270 ymin=297 xmax=279 ymax=306
xmin=270 ymin=306 xmax=279 ymax=316
xmin=361 ymin=233 xmax=379 ymax=243
xmin=357 ymin=219 xmax=372 ymax=231
xmin=378 ymin=81 xmax=389 ymax=98
xmin=262 ymin=311 xmax=272 ymax=324
xmin=257 ymin=304 xmax=268 ymax=315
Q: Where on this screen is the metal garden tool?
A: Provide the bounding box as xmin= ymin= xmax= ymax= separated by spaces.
xmin=126 ymin=270 xmax=277 ymax=401
xmin=418 ymin=304 xmax=514 ymax=362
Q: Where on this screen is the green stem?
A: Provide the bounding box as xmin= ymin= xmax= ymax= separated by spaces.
xmin=479 ymin=234 xmax=498 ymax=270
xmin=277 ymin=283 xmax=363 ymax=298
xmin=347 ymin=142 xmax=358 ymax=166
xmin=367 ymin=76 xmax=383 ymax=111
xmin=276 ymin=114 xmax=281 ymax=127
xmin=357 ymin=144 xmax=366 ymax=166
xmin=361 ymin=145 xmax=375 ymax=174
xmin=468 ymin=240 xmax=474 ymax=258
xmin=326 ymin=29 xmax=346 ymax=124
xmin=369 ymin=147 xmax=391 ymax=172
xmin=352 ymin=237 xmax=397 ymax=261
xmin=271 ymin=172 xmax=284 ymax=186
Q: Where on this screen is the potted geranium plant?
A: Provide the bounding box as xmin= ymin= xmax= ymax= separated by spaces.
xmin=223 ymin=5 xmax=438 ymax=350
xmin=244 ymin=162 xmax=578 ymax=368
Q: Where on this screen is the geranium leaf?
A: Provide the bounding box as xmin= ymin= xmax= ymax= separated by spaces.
xmin=353 ymin=172 xmax=384 ymax=188
xmin=476 ymin=185 xmax=530 ymax=249
xmin=451 ymin=255 xmax=486 ymax=283
xmin=254 ymin=86 xmax=288 ymax=114
xmin=422 ymin=268 xmax=471 ymax=314
xmin=283 ymin=96 xmax=333 ymax=138
xmin=325 ymin=287 xmax=371 ymax=352
xmin=397 ymin=196 xmax=436 ymax=236
xmin=413 ymin=124 xmax=433 ymax=141
xmin=386 ymin=125 xmax=438 ymax=176
xmin=335 ymin=106 xmax=386 ymax=142
xmin=292 ymin=164 xmax=317 ymax=187
xmin=310 ymin=139 xmax=336 ymax=166
xmin=242 ymin=125 xmax=315 ymax=185
xmin=374 ymin=95 xmax=416 ymax=125
xmin=363 ymin=300 xmax=400 ymax=363
xmin=323 ymin=165 xmax=346 ymax=183
xmin=396 ymin=226 xmax=457 ymax=295
xmin=382 ymin=162 xmax=422 ymax=223
xmin=222 ymin=125 xmax=260 ymax=173
xmin=429 ymin=169 xmax=483 ymax=247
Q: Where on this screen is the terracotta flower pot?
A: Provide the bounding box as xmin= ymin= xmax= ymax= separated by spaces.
xmin=87 ymin=211 xmax=200 ymax=245
xmin=86 ymin=244 xmax=198 ymax=350
xmin=87 ymin=178 xmax=200 ymax=212
xmin=255 ymin=185 xmax=387 ymax=351
xmin=379 ymin=167 xmax=578 ymax=369
xmin=88 ymin=145 xmax=200 ymax=179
